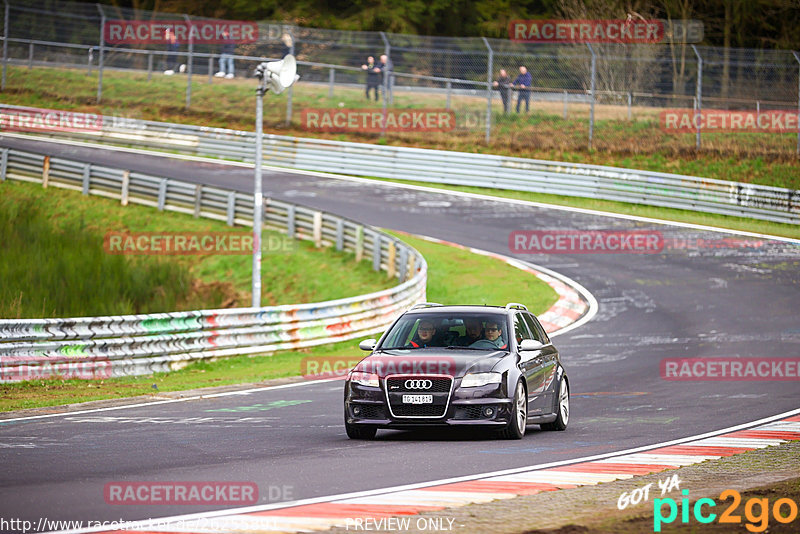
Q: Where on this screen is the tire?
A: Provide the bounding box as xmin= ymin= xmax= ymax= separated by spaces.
xmin=500 ymin=380 xmax=527 ymax=439
xmin=541 ymin=376 xmax=569 ymax=431
xmin=345 ymin=417 xmax=377 ymax=440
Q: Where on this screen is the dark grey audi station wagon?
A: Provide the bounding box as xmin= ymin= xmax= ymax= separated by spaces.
xmin=344 ymin=303 xmax=569 ymax=439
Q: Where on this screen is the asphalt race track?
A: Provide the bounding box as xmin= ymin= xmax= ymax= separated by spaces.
xmin=1 ymin=136 xmax=799 ymax=530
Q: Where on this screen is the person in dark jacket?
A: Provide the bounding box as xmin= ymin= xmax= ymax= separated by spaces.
xmin=513 ymin=65 xmax=533 ymax=113
xmin=361 ymin=56 xmax=381 ymax=101
xmin=215 ymin=30 xmax=236 ymax=78
xmin=492 ymin=69 xmax=512 ymax=113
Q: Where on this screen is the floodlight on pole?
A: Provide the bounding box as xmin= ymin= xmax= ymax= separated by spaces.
xmin=252 ymin=55 xmax=299 ymax=308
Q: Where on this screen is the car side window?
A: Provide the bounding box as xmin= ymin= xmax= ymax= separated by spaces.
xmin=523 ymin=313 xmax=550 ymax=344
xmin=513 ymin=313 xmax=534 ymax=345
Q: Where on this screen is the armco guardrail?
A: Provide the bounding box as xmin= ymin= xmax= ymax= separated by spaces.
xmin=2 ymin=104 xmax=797 ymax=225
xmin=0 ymin=146 xmax=427 ymax=382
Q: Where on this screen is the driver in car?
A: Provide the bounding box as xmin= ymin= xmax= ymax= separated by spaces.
xmin=406 ymin=320 xmax=437 ymax=348
xmin=454 ymin=318 xmax=484 ymax=346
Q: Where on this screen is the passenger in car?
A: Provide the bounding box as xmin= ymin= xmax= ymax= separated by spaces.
xmin=406 ymin=320 xmax=437 ymax=348
xmin=469 ymin=320 xmax=508 ymax=350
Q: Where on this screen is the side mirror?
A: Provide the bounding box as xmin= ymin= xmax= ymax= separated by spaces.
xmin=359 ymin=339 xmax=377 ymax=351
xmin=520 ymin=339 xmax=544 ymax=352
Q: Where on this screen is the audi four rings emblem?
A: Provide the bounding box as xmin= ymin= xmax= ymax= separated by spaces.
xmin=405 ymin=379 xmax=432 ymax=390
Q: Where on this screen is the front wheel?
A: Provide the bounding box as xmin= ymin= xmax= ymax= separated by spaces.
xmin=541 ymin=376 xmax=569 ymax=431
xmin=345 ymin=418 xmax=377 ymax=440
xmin=500 ymin=380 xmax=527 ymax=439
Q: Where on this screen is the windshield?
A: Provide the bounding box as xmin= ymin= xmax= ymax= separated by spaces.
xmin=379 ymin=312 xmax=509 ymax=350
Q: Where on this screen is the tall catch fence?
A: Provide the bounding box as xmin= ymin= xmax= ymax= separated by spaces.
xmin=1 ymin=0 xmax=799 ymax=157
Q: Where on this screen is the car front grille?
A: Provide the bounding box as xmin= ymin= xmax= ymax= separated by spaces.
xmin=385 ymin=375 xmax=453 ymax=419
xmin=385 ymin=377 xmax=452 ymax=393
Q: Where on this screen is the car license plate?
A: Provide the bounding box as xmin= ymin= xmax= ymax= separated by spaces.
xmin=402 ymin=394 xmax=433 ymax=404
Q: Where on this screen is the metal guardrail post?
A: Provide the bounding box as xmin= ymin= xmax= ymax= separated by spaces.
xmin=793 ymin=51 xmax=800 ymax=156
xmin=0 ymin=148 xmax=7 ymax=180
xmin=184 ymin=14 xmax=193 ymax=109
xmin=226 ymin=191 xmax=236 ymax=226
xmin=692 ymin=45 xmax=702 ymax=150
xmin=286 ymin=205 xmax=295 ymax=238
xmin=587 ymin=44 xmax=596 ymax=150
xmin=96 ymin=4 xmax=105 ymax=103
xmin=372 ymin=232 xmax=381 ymax=272
xmin=328 ymin=68 xmax=334 ymax=98
xmin=157 ymin=179 xmax=166 ymax=210
xmin=482 ymin=37 xmax=493 ymax=144
xmin=81 ymin=163 xmax=90 ymax=194
xmin=2 ymin=1 xmax=8 ymax=91
xmin=193 ymin=183 xmax=202 ymax=217
xmin=335 ymin=218 xmax=344 ymax=251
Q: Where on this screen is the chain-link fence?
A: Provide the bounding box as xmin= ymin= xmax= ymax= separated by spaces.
xmin=2 ymin=0 xmax=799 ymax=157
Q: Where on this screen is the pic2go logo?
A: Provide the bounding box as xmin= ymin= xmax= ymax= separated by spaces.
xmin=654 ymin=489 xmax=799 ymax=532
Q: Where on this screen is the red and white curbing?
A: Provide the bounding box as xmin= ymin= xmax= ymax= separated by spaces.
xmin=69 ymin=414 xmax=800 ymax=533
xmin=392 ymin=232 xmax=592 ymax=335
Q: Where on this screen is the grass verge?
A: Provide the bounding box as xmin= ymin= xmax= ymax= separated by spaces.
xmin=0 ymin=179 xmax=395 ymax=317
xmin=2 ymin=65 xmax=799 ymax=190
xmin=0 ymin=226 xmax=558 ymax=412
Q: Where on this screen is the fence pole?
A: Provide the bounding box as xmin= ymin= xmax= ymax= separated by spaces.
xmin=482 ymin=37 xmax=493 ymax=144
xmin=87 ymin=47 xmax=93 ymax=75
xmin=587 ymin=44 xmax=596 ymax=150
xmin=207 ymin=56 xmax=213 ymax=84
xmin=27 ymin=41 xmax=32 ymax=68
xmin=627 ymin=92 xmax=632 ymax=120
xmin=146 ymin=52 xmax=152 ymax=81
xmin=96 ymin=4 xmax=105 ymax=103
xmin=563 ymin=90 xmax=568 ymax=119
xmin=692 ymin=45 xmax=702 ymax=150
xmin=794 ymin=51 xmax=800 ymax=156
xmin=252 ymin=85 xmax=265 ymax=307
xmin=380 ymin=31 xmax=390 ymax=135
xmin=184 ymin=14 xmax=193 ymax=109
xmin=446 ymin=80 xmax=451 ymax=109
xmin=2 ymin=1 xmax=9 ymax=91
xmin=328 ymin=67 xmax=334 ymax=98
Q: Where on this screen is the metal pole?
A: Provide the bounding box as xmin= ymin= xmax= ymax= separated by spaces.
xmin=587 ymin=44 xmax=596 ymax=150
xmin=563 ymin=90 xmax=567 ymax=119
xmin=27 ymin=42 xmax=32 ymax=68
xmin=446 ymin=81 xmax=451 ymax=109
xmin=627 ymin=92 xmax=632 ymax=120
xmin=96 ymin=4 xmax=105 ymax=103
xmin=380 ymin=31 xmax=390 ymax=114
xmin=146 ymin=52 xmax=152 ymax=81
xmin=482 ymin=37 xmax=493 ymax=144
xmin=285 ymin=30 xmax=295 ymax=126
xmin=87 ymin=47 xmax=93 ymax=75
xmin=252 ymin=86 xmax=265 ymax=308
xmin=208 ymin=56 xmax=213 ymax=84
xmin=2 ymin=1 xmax=9 ymax=91
xmin=184 ymin=14 xmax=193 ymax=109
xmin=692 ymin=45 xmax=702 ymax=150
xmin=328 ymin=67 xmax=334 ymax=98
xmin=793 ymin=52 xmax=800 ymax=156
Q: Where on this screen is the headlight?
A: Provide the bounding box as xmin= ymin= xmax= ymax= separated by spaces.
xmin=350 ymin=371 xmax=379 ymax=388
xmin=460 ymin=372 xmax=502 ymax=388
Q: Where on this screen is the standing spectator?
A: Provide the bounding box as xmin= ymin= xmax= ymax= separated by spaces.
xmin=361 ymin=56 xmax=381 ymax=101
xmin=163 ymin=27 xmax=180 ymax=75
xmin=215 ymin=29 xmax=236 ymax=79
xmin=492 ymin=69 xmax=512 ymax=113
xmin=513 ymin=65 xmax=532 ymax=113
xmin=379 ymin=54 xmax=393 ymax=103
